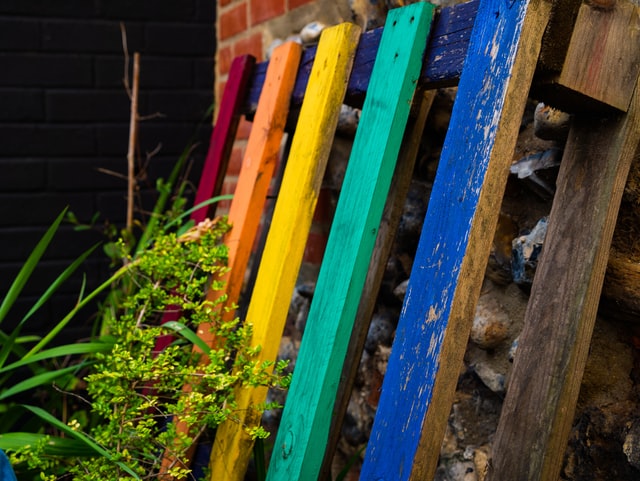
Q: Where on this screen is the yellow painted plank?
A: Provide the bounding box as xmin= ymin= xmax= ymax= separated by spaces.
xmin=208 ymin=22 xmax=361 ymax=481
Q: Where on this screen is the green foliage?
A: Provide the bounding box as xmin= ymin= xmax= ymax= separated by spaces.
xmin=7 ymin=217 xmax=290 ymax=480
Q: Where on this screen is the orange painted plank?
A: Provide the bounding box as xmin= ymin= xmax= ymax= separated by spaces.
xmin=159 ymin=42 xmax=302 ymax=479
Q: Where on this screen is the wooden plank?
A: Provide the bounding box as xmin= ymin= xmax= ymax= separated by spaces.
xmin=487 ymin=75 xmax=640 ymax=481
xmin=243 ymin=0 xmax=479 ymax=116
xmin=319 ymin=88 xmax=436 ymax=481
xmin=207 ymin=22 xmax=361 ymax=481
xmin=199 ymin=41 xmax=302 ymax=345
xmin=556 ymin=1 xmax=640 ymax=111
xmin=192 ymin=55 xmax=255 ymax=223
xmin=152 ymin=55 xmax=255 ymax=357
xmin=360 ymin=0 xmax=554 ymax=480
xmin=266 ymin=5 xmax=435 ymax=480
xmin=158 ymin=44 xmax=301 ymax=479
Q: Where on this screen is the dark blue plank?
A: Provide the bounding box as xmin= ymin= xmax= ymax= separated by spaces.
xmin=360 ymin=0 xmax=552 ymax=479
xmin=243 ymin=0 xmax=479 ymax=116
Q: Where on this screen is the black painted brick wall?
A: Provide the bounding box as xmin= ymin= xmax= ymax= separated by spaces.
xmin=0 ymin=1 xmax=215 ymax=336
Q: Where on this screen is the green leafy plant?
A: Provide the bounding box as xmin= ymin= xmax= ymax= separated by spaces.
xmin=0 ymin=209 xmax=119 ymax=467
xmin=6 ymin=216 xmax=289 ymax=480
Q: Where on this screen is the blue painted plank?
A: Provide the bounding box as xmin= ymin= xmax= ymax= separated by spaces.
xmin=360 ymin=0 xmax=552 ymax=479
xmin=243 ymin=0 xmax=479 ymax=115
xmin=265 ymin=4 xmax=435 ymax=481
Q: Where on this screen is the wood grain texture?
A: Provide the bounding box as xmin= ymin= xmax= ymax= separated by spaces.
xmin=487 ymin=74 xmax=640 ymax=481
xmin=558 ymin=1 xmax=640 ymax=111
xmin=200 ymin=41 xmax=302 ymax=345
xmin=158 ymin=44 xmax=301 ymax=479
xmin=243 ymin=0 xmax=478 ymax=116
xmin=319 ymin=89 xmax=436 ymax=481
xmin=360 ymin=1 xmax=553 ymax=480
xmin=207 ymin=22 xmax=361 ymax=481
xmin=192 ymin=55 xmax=255 ymax=223
xmin=266 ymin=5 xmax=435 ymax=481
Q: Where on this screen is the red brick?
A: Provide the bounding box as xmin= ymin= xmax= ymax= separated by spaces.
xmin=250 ymin=0 xmax=285 ymax=26
xmin=233 ymin=31 xmax=263 ymax=61
xmin=219 ymin=3 xmax=247 ymax=40
xmin=303 ymin=231 xmax=327 ymax=265
xmin=289 ymin=0 xmax=315 ymax=9
xmin=227 ymin=145 xmax=244 ymax=176
xmin=220 ymin=0 xmax=233 ymax=6
xmin=217 ymin=45 xmax=232 ymax=75
xmin=235 ymin=116 xmax=253 ymax=140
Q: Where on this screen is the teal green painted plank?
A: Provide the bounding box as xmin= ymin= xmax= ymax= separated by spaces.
xmin=265 ymin=4 xmax=435 ymax=480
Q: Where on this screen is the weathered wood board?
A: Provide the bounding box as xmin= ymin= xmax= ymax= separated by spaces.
xmin=243 ymin=0 xmax=478 ymax=116
xmin=487 ymin=73 xmax=640 ymax=481
xmin=199 ymin=41 xmax=302 ymax=346
xmin=192 ymin=55 xmax=255 ymax=223
xmin=207 ymin=22 xmax=361 ymax=481
xmin=158 ymin=43 xmax=300 ymax=478
xmin=360 ymin=0 xmax=554 ymax=479
xmin=265 ymin=5 xmax=435 ymax=480
xmin=319 ymin=89 xmax=436 ymax=480
xmin=535 ymin=0 xmax=640 ymax=112
xmin=153 ymin=56 xmax=255 ymax=355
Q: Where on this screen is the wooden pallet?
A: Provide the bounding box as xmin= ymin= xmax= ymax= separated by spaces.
xmin=161 ymin=0 xmax=640 ymax=479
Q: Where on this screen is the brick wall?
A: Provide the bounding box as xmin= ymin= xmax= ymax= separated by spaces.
xmin=0 ymin=1 xmax=215 ymax=335
xmin=215 ymin=0 xmax=354 ymax=280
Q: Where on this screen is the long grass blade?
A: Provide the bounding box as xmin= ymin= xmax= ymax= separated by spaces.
xmin=0 ymin=433 xmax=96 ymax=456
xmin=22 ymin=405 xmax=141 ymax=479
xmin=0 ymin=364 xmax=84 ymax=401
xmin=0 ymin=244 xmax=99 ymax=369
xmin=0 ymin=209 xmax=67 ymax=326
xmin=0 ymin=340 xmax=114 ymax=375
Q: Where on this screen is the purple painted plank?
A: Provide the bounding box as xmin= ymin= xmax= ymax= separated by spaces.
xmin=192 ymin=55 xmax=255 ymax=223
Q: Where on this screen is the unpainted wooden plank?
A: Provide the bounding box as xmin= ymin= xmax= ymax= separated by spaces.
xmin=207 ymin=22 xmax=362 ymax=481
xmin=266 ymin=5 xmax=435 ymax=480
xmin=360 ymin=0 xmax=554 ymax=480
xmin=158 ymin=44 xmax=301 ymax=479
xmin=319 ymin=88 xmax=436 ymax=480
xmin=192 ymin=55 xmax=255 ymax=223
xmin=558 ymin=1 xmax=640 ymax=111
xmin=487 ymin=73 xmax=640 ymax=481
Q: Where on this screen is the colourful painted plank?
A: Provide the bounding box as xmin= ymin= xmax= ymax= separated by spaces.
xmin=192 ymin=55 xmax=256 ymax=223
xmin=266 ymin=5 xmax=435 ymax=480
xmin=200 ymin=41 xmax=302 ymax=345
xmin=207 ymin=22 xmax=361 ymax=481
xmin=152 ymin=55 xmax=255 ymax=355
xmin=244 ymin=0 xmax=479 ymax=115
xmin=158 ymin=43 xmax=301 ymax=478
xmin=487 ymin=72 xmax=640 ymax=481
xmin=319 ymin=88 xmax=436 ymax=480
xmin=360 ymin=0 xmax=554 ymax=479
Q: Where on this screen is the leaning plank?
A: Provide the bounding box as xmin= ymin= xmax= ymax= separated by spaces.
xmin=158 ymin=43 xmax=301 ymax=478
xmin=243 ymin=0 xmax=479 ymax=115
xmin=360 ymin=0 xmax=553 ymax=480
xmin=266 ymin=5 xmax=435 ymax=480
xmin=192 ymin=55 xmax=256 ymax=223
xmin=207 ymin=22 xmax=362 ymax=481
xmin=152 ymin=55 xmax=256 ymax=355
xmin=487 ymin=75 xmax=640 ymax=481
xmin=319 ymin=88 xmax=436 ymax=480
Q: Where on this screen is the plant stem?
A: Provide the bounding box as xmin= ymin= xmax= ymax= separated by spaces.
xmin=127 ymin=52 xmax=141 ymax=233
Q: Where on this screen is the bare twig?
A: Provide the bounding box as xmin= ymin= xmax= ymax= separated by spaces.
xmin=127 ymin=52 xmax=141 ymax=232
